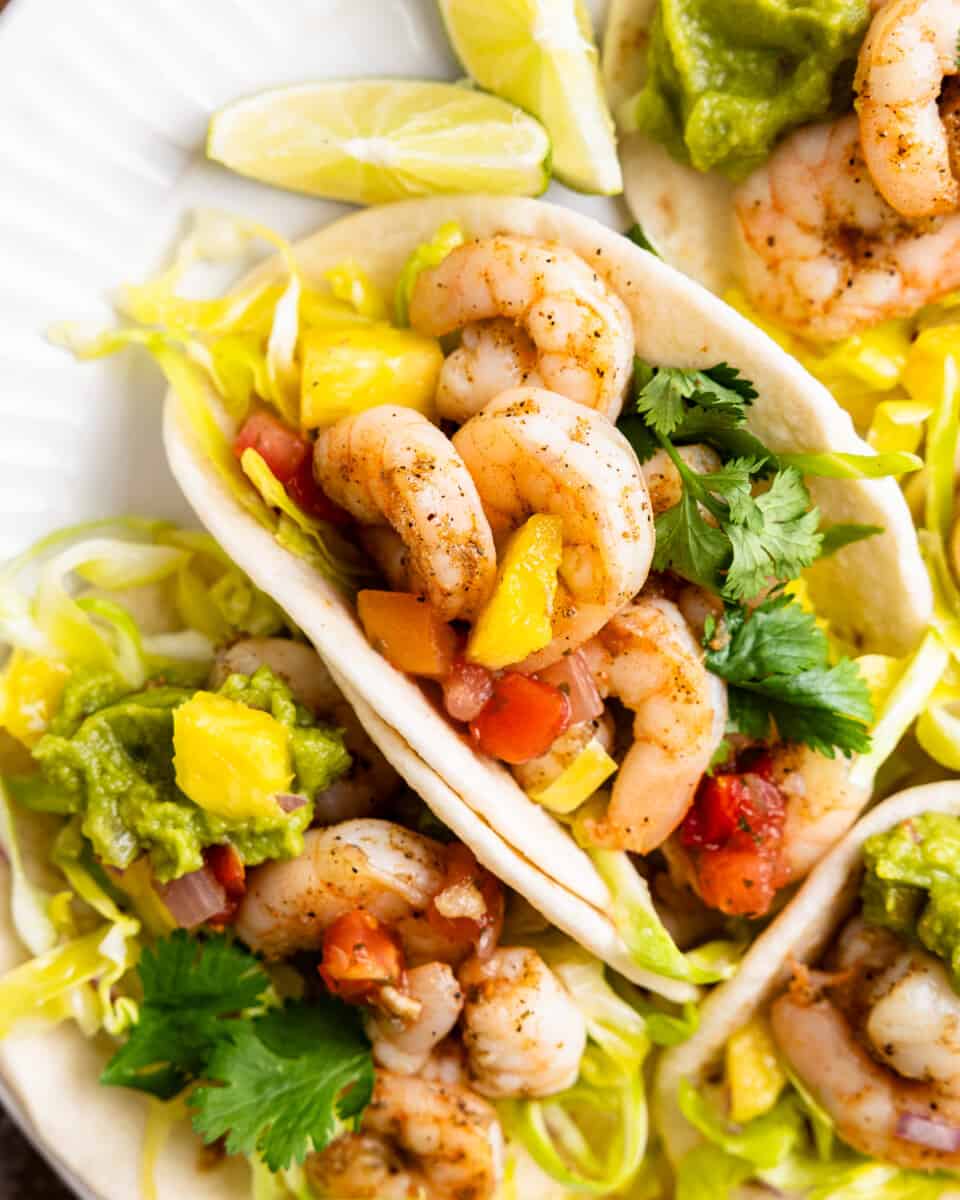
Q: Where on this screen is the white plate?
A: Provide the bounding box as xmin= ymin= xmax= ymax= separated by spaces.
xmin=0 ymin=0 xmax=620 ymax=1195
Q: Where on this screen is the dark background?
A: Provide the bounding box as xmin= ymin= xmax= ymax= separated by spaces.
xmin=1 ymin=0 xmax=83 ymax=1193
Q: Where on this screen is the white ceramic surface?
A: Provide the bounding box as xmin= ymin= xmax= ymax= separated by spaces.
xmin=0 ymin=0 xmax=620 ymax=1195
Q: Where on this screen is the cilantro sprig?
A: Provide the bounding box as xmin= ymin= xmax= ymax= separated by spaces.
xmin=102 ymin=932 xmax=374 ymax=1171
xmin=619 ymin=360 xmax=886 ymax=600
xmin=704 ymin=594 xmax=873 ymax=757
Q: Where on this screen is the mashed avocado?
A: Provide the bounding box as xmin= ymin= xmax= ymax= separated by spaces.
xmin=12 ymin=665 xmax=351 ymax=882
xmin=625 ymin=0 xmax=870 ymax=178
xmin=862 ymin=813 xmax=960 ymax=989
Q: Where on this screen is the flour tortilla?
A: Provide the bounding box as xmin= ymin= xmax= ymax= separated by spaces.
xmin=603 ymin=0 xmax=739 ymax=293
xmin=655 ymin=781 xmax=960 ymax=1172
xmin=164 ymin=195 xmax=929 ymax=991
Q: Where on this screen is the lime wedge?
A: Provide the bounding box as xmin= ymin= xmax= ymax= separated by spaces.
xmin=207 ymin=80 xmax=551 ymax=205
xmin=438 ymin=0 xmax=622 ymax=195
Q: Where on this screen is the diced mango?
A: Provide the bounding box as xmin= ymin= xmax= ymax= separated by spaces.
xmin=726 ymin=1017 xmax=787 ymax=1123
xmin=529 ymin=739 xmax=618 ymax=815
xmin=357 ymin=590 xmax=457 ymax=679
xmin=467 ymin=515 xmax=563 ymax=670
xmin=902 ymin=324 xmax=960 ymax=403
xmin=0 ymin=652 xmax=70 ymax=747
xmin=173 ymin=692 xmax=292 ymax=821
xmin=300 ymin=325 xmax=443 ymax=429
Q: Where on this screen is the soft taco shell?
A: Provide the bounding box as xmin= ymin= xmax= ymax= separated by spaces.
xmin=163 ymin=195 xmax=930 ymax=989
xmin=603 ymin=0 xmax=738 ymax=293
xmin=655 ymin=780 xmax=960 ymax=1166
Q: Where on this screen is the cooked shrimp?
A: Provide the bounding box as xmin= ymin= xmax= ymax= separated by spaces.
xmin=579 ymin=596 xmax=727 ymax=854
xmin=735 ymin=114 xmax=960 ymax=339
xmin=306 ymin=1071 xmax=504 ymax=1200
xmin=234 ymin=819 xmax=467 ymax=964
xmin=365 ymin=962 xmax=464 ymax=1076
xmin=830 ymin=918 xmax=960 ymax=1093
xmin=452 ymin=388 xmax=654 ymax=670
xmin=211 ymin=638 xmax=399 ymax=823
xmin=435 ymin=319 xmax=544 ymax=424
xmin=458 ymin=947 xmax=587 ymax=1098
xmin=511 ymin=713 xmax=615 ymax=795
xmin=769 ymin=743 xmax=867 ymax=879
xmin=772 ymin=928 xmax=960 ymax=1171
xmin=641 ymin=445 xmax=721 ymax=515
xmin=856 ymin=0 xmax=960 ymax=217
xmin=314 ymin=406 xmax=497 ymax=622
xmin=409 ymin=235 xmax=635 ymax=422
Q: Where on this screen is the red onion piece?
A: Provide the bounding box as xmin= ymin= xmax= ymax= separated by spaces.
xmin=160 ymin=866 xmax=227 ymax=929
xmin=896 ymin=1112 xmax=960 ymax=1152
xmin=443 ymin=659 xmax=494 ymax=722
xmin=276 ymin=792 xmax=307 ymax=813
xmin=537 ymin=651 xmax=603 ymax=725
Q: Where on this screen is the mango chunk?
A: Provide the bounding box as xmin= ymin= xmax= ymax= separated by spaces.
xmin=726 ymin=1016 xmax=787 ymax=1123
xmin=173 ymin=692 xmax=292 ymax=821
xmin=467 ymin=514 xmax=563 ymax=670
xmin=0 ymin=652 xmax=70 ymax=747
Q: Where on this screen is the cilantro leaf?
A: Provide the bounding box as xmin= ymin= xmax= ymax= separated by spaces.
xmin=705 ymin=595 xmax=873 ymax=757
xmin=670 ymin=407 xmax=772 ymax=463
xmin=192 ymin=997 xmax=375 ymax=1172
xmin=722 ymin=469 xmax=822 ymax=601
xmin=617 ymin=412 xmax=658 ymax=463
xmin=819 ymin=523 xmax=883 ymax=557
xmin=632 ymin=360 xmax=756 ymax=440
xmin=653 ymin=491 xmax=730 ymax=592
xmin=101 ymin=931 xmax=271 ymax=1099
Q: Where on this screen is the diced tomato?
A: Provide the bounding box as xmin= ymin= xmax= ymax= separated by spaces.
xmin=201 ymin=844 xmax=247 ymax=926
xmin=205 ymin=844 xmax=246 ymax=900
xmin=286 ymin=456 xmax=352 ymax=525
xmin=469 ymin=672 xmax=571 ymax=764
xmin=443 ymin=657 xmax=495 ymax=722
xmin=694 ymin=842 xmax=784 ymax=920
xmin=318 ymin=909 xmax=405 ymax=1004
xmin=233 ymin=410 xmax=309 ymax=484
xmin=681 ymin=765 xmax=788 ymax=918
xmin=358 ymin=591 xmax=458 ymax=679
xmin=428 ymin=844 xmax=504 ymax=957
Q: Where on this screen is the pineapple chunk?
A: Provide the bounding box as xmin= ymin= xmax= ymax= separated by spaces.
xmin=726 ymin=1017 xmax=787 ymax=1123
xmin=300 ymin=325 xmax=443 ymax=429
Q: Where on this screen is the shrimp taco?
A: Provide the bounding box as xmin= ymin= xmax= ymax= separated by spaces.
xmin=62 ymin=195 xmax=930 ymax=999
xmin=605 ymin=0 xmax=960 ymax=340
xmin=655 ymin=780 xmax=960 ymax=1196
xmin=0 ymin=519 xmax=664 ymax=1200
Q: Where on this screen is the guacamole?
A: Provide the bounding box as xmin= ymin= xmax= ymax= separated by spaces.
xmin=861 ymin=813 xmax=960 ymax=989
xmin=12 ymin=666 xmax=351 ymax=882
xmin=624 ymin=0 xmax=870 ymax=178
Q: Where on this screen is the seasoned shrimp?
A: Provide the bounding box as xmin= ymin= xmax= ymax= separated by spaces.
xmin=856 ymin=0 xmax=960 ymax=217
xmin=314 ymin=406 xmax=496 ymax=622
xmin=772 ymin=924 xmax=960 ymax=1171
xmin=735 ymin=114 xmax=960 ymax=339
xmin=211 ymin=638 xmax=398 ymax=823
xmin=234 ymin=819 xmax=469 ymax=964
xmin=365 ymin=962 xmax=464 ymax=1076
xmin=306 ymin=1071 xmax=504 ymax=1200
xmin=409 ymin=235 xmax=635 ymax=422
xmin=641 ymin=445 xmax=721 ymax=515
xmin=452 ymin=388 xmax=654 ymax=670
xmin=511 ymin=713 xmax=615 ymax=795
xmin=458 ymin=947 xmax=587 ymax=1098
xmin=435 ymin=319 xmax=544 ymax=424
xmin=769 ymin=743 xmax=867 ymax=879
xmin=579 ymin=596 xmax=727 ymax=854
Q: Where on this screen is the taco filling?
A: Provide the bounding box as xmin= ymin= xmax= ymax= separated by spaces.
xmin=0 ymin=520 xmax=664 ymax=1199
